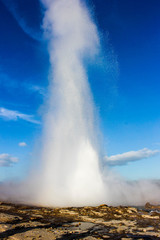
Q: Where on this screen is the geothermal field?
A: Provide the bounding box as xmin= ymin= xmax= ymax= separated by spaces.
xmin=0 ymin=201 xmax=160 ymax=239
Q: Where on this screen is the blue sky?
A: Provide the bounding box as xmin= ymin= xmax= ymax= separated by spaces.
xmin=0 ymin=0 xmax=160 ymax=181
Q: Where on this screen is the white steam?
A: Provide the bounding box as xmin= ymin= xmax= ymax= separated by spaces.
xmin=34 ymin=0 xmax=106 ymax=206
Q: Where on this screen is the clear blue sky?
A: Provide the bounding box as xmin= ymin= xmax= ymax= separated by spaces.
xmin=0 ymin=0 xmax=160 ymax=181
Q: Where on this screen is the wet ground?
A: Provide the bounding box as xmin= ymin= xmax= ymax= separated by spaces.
xmin=0 ymin=201 xmax=160 ymax=239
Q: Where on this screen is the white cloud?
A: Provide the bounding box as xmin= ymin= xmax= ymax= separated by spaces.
xmin=19 ymin=142 xmax=27 ymax=147
xmin=1 ymin=0 xmax=41 ymax=41
xmin=0 ymin=107 xmax=40 ymax=124
xmin=0 ymin=69 xmax=46 ymax=97
xmin=0 ymin=154 xmax=19 ymax=167
xmin=105 ymin=148 xmax=160 ymax=166
xmin=28 ymin=84 xmax=46 ymax=97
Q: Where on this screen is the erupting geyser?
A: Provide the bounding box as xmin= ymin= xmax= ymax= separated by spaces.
xmin=1 ymin=0 xmax=160 ymax=208
xmin=37 ymin=0 xmax=106 ymax=206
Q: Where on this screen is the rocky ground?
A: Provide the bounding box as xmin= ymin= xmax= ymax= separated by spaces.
xmin=0 ymin=201 xmax=160 ymax=239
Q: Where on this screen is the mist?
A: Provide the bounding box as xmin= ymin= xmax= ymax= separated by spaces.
xmin=36 ymin=0 xmax=106 ymax=206
xmin=0 ymin=0 xmax=160 ymax=207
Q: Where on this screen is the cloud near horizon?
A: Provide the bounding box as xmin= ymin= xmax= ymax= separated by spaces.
xmin=0 ymin=107 xmax=40 ymax=124
xmin=105 ymin=148 xmax=160 ymax=166
xmin=18 ymin=142 xmax=27 ymax=147
xmin=0 ymin=153 xmax=19 ymax=167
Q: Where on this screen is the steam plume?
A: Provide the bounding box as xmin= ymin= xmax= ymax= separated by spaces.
xmin=35 ymin=0 xmax=106 ymax=206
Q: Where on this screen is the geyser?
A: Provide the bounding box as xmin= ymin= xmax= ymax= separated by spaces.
xmin=37 ymin=0 xmax=106 ymax=206
xmin=1 ymin=0 xmax=160 ymax=208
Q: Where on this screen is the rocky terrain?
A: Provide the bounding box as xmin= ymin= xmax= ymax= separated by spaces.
xmin=0 ymin=201 xmax=160 ymax=239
